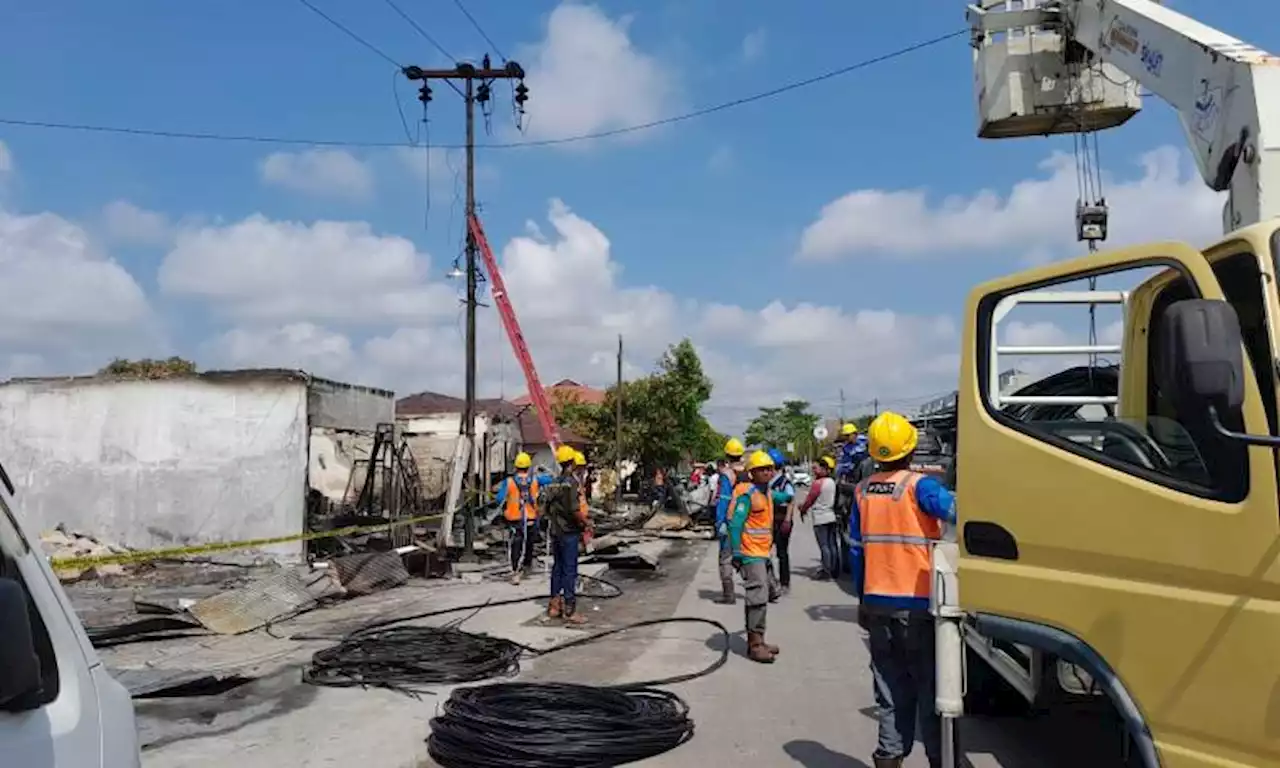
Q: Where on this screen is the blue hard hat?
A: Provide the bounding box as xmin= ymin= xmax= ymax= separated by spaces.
xmin=767 ymin=448 xmax=786 ymax=467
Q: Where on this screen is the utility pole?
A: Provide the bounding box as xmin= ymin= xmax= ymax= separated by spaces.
xmin=839 ymin=388 xmax=846 ymax=423
xmin=615 ymin=335 xmax=623 ymax=510
xmin=404 ymin=58 xmax=528 ymax=561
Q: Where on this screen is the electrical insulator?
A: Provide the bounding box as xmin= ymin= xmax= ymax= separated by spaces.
xmin=514 ymin=82 xmax=529 ymax=107
xmin=476 ymin=82 xmax=491 ymax=104
xmin=418 ymin=84 xmax=432 ymax=103
xmin=1076 ymin=200 xmax=1109 ymax=244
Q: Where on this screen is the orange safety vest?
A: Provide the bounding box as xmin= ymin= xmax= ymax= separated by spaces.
xmin=503 ymin=473 xmax=539 ymax=523
xmin=729 ymin=481 xmax=773 ymax=558
xmin=856 ymin=470 xmax=941 ymax=606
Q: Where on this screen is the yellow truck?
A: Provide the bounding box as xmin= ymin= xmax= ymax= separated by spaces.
xmin=938 ymin=2 xmax=1280 ymax=766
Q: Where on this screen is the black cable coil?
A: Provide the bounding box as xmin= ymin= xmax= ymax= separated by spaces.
xmin=426 ymin=682 xmax=694 ymax=768
xmin=302 ymin=625 xmax=523 ymax=692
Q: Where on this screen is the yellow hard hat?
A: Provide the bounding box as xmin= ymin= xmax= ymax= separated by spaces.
xmin=514 ymin=452 xmax=532 ymax=469
xmin=745 ymin=449 xmax=775 ymax=471
xmin=818 ymin=456 xmax=836 ymax=470
xmin=724 ymin=437 xmax=745 ymax=457
xmin=841 ymin=423 xmax=858 ymax=436
xmin=555 ymin=445 xmax=577 ymax=465
xmin=573 ymin=450 xmax=586 ymax=466
xmin=867 ymin=412 xmax=918 ymax=463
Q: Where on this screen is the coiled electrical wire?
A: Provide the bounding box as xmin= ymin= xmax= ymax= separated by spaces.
xmin=302 ymin=625 xmax=523 ymax=693
xmin=426 ymin=682 xmax=694 ymax=768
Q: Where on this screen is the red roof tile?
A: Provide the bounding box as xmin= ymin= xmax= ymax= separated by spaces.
xmin=512 ymin=379 xmax=606 ymax=407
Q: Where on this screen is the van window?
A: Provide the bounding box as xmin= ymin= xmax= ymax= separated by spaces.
xmin=0 ymin=492 xmax=61 ymax=711
xmin=979 ymin=260 xmax=1248 ymax=502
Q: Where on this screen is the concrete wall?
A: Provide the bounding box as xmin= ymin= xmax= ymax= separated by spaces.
xmin=307 ymin=377 xmax=394 ymax=431
xmin=0 ymin=375 xmax=310 ymax=562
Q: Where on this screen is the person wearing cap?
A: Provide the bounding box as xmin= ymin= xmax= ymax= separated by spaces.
xmin=713 ymin=437 xmax=747 ymax=605
xmin=544 ymin=445 xmax=591 ymax=624
xmin=494 ymin=451 xmax=546 ymax=585
xmin=852 ymin=411 xmax=956 ymax=768
xmin=798 ymin=455 xmax=840 ymax=580
xmin=728 ymin=449 xmax=781 ymax=663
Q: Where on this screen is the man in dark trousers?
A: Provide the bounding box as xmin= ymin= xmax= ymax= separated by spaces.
xmin=544 ymin=445 xmax=591 ymax=625
xmin=852 ymin=412 xmax=956 ymax=768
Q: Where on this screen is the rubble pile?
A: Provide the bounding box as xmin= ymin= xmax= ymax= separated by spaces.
xmin=40 ymin=524 xmax=133 ymax=581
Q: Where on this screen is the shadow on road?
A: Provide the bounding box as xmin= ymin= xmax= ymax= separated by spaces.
xmin=804 ymin=604 xmax=860 ymax=623
xmin=704 ymin=627 xmax=749 ymax=659
xmin=782 ymin=739 xmax=870 ymax=767
xmin=697 ymin=588 xmax=739 ymax=603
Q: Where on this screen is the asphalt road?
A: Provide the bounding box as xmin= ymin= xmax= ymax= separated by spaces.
xmin=604 ymin=514 xmax=1130 ymax=768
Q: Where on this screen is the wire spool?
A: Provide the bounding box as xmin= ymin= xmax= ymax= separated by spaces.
xmin=426 ymin=682 xmax=695 ymax=768
xmin=302 ymin=625 xmax=524 ymax=694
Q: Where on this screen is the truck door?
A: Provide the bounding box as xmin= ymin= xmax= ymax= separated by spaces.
xmin=957 ymin=241 xmax=1280 ymax=768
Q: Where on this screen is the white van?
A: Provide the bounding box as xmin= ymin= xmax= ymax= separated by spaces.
xmin=0 ymin=465 xmax=140 ymax=767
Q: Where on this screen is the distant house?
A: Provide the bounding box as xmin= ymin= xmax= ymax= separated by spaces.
xmin=395 ymin=391 xmax=590 ymax=480
xmin=512 ymin=378 xmax=607 ymax=408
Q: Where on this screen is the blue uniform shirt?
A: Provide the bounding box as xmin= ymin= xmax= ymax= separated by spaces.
xmin=848 ymin=473 xmax=956 ymax=605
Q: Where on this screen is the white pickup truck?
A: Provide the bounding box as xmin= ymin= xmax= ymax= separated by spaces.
xmin=0 ymin=463 xmax=141 ymax=767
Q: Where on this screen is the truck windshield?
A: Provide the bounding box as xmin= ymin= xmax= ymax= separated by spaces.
xmin=1208 ymin=246 xmax=1278 ymax=434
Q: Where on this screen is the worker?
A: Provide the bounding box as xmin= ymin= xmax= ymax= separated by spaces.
xmin=833 ymin=422 xmax=869 ymax=578
xmin=713 ymin=437 xmax=746 ymax=605
xmin=798 ymin=456 xmax=840 ymax=580
xmin=573 ymin=450 xmax=593 ymax=550
xmin=544 ymin=445 xmax=592 ymax=625
xmin=494 ymin=451 xmax=541 ymax=585
xmin=852 ymin=411 xmax=956 ymax=768
xmin=765 ymin=447 xmax=796 ymax=598
xmin=728 ymin=449 xmax=780 ymax=663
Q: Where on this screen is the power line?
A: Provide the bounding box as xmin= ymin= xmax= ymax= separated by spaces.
xmin=0 ymin=29 xmax=963 ymax=151
xmin=294 ymin=0 xmax=403 ymax=68
xmin=451 ymin=0 xmax=507 ymax=62
xmin=381 ymin=0 xmax=457 ymax=65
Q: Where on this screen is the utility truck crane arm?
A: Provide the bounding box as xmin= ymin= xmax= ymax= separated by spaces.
xmin=968 ymin=0 xmax=1280 ymax=231
xmin=467 ymin=213 xmax=562 ymax=450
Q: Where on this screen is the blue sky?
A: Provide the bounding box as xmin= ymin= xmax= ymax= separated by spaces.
xmin=0 ymin=0 xmax=1277 ymax=429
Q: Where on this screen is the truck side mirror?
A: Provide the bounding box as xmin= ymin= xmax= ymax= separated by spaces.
xmin=1157 ymin=298 xmax=1280 ymax=448
xmin=1156 ymin=298 xmax=1246 ymax=412
xmin=0 ymin=577 xmax=43 ymax=711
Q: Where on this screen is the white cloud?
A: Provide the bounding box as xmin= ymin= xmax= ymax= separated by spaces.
xmin=207 ymin=323 xmax=356 ymax=378
xmin=100 ymin=200 xmax=171 ymax=245
xmin=518 ymin=3 xmax=677 ymax=143
xmin=260 ymin=149 xmax=374 ymax=202
xmin=741 ymin=28 xmax=766 ymax=62
xmin=158 ymin=214 xmax=457 ymax=324
xmin=798 ymin=146 xmax=1224 ymax=262
xmin=0 ymin=206 xmax=160 ymax=376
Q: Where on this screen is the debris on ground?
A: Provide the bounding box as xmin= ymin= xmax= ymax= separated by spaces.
xmin=39 ymin=524 xmax=133 ymax=581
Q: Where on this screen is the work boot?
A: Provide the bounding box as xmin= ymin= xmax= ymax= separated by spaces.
xmin=715 ymin=581 xmax=736 ymax=605
xmin=563 ymin=601 xmax=587 ymax=625
xmin=510 ymin=569 xmax=523 ymax=585
xmin=547 ymin=595 xmax=563 ymax=619
xmin=762 ymin=633 xmax=780 ymax=657
xmin=746 ymin=631 xmax=775 ymax=664
xmin=872 ymin=757 xmax=903 ymax=768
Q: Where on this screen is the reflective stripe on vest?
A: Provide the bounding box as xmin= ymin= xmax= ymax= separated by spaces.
xmin=504 ymin=474 xmax=539 ymax=522
xmin=855 ymin=470 xmax=940 ymax=602
xmin=729 ymin=481 xmax=773 ymax=558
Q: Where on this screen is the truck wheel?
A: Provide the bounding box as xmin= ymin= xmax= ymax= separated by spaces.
xmin=964 ymin=646 xmax=1029 ymax=716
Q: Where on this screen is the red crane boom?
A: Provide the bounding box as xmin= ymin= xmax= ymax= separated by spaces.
xmin=467 ymin=213 xmax=562 ymax=449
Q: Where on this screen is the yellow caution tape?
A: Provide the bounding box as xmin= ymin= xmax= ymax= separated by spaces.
xmin=48 ymin=512 xmax=446 ymax=570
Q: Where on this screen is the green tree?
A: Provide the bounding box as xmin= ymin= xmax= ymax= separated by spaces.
xmin=552 ymin=339 xmax=721 ymax=470
xmin=744 ymin=399 xmax=821 ymax=459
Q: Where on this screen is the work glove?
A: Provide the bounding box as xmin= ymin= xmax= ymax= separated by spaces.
xmin=716 ymin=521 xmax=727 ymax=538
xmin=582 ymin=527 xmax=594 ymax=549
xmin=780 ymin=518 xmax=793 ymax=536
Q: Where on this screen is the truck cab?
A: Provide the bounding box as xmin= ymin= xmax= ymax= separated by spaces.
xmin=950 ymin=222 xmax=1280 ymax=768
xmin=0 ymin=465 xmax=140 ymax=767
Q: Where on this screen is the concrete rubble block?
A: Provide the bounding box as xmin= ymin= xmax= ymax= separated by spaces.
xmin=642 ymin=511 xmax=692 ymax=532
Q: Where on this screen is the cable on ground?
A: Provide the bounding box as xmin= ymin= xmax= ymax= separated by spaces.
xmin=427 ymin=682 xmax=693 ymax=768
